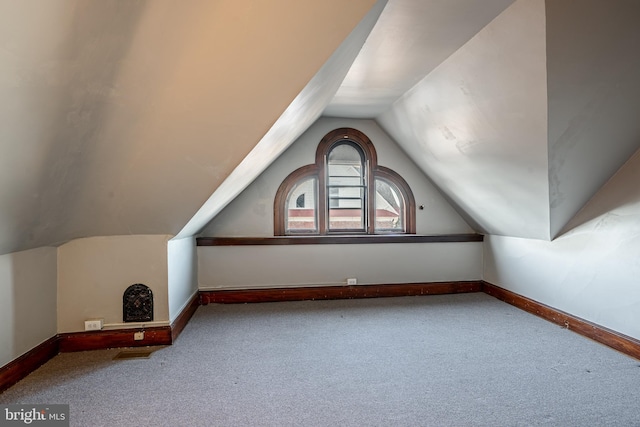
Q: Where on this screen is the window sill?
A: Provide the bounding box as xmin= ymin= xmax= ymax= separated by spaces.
xmin=196 ymin=234 xmax=483 ymax=246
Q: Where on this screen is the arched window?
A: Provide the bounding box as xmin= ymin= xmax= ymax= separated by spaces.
xmin=274 ymin=128 xmax=415 ymax=236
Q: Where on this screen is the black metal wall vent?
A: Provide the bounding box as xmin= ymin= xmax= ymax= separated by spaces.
xmin=123 ymin=283 xmax=153 ymax=322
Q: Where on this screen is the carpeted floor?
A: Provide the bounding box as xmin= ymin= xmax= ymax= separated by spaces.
xmin=2 ymin=293 xmax=640 ymax=426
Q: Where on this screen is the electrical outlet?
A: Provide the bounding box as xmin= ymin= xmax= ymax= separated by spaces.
xmin=134 ymin=331 xmax=145 ymax=341
xmin=347 ymin=278 xmax=357 ymax=285
xmin=84 ymin=319 xmax=103 ymax=331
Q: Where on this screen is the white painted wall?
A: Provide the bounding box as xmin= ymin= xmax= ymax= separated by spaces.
xmin=378 ymin=0 xmax=549 ymax=240
xmin=202 ymin=117 xmax=474 ymax=237
xmin=484 ymin=148 xmax=640 ymax=340
xmin=167 ymin=236 xmax=197 ymax=323
xmin=0 ymin=247 xmax=57 ymax=367
xmin=199 ymin=243 xmax=482 ymax=290
xmin=57 ymin=235 xmax=171 ymax=333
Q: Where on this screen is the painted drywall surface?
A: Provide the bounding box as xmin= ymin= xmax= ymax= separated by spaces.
xmin=0 ymin=0 xmax=375 ymax=255
xmin=484 ymin=149 xmax=640 ymax=340
xmin=546 ymin=0 xmax=640 ymax=238
xmin=57 ymin=235 xmax=171 ymax=333
xmin=199 ymin=242 xmax=481 ymax=290
xmin=378 ymin=0 xmax=549 ymax=240
xmin=167 ymin=236 xmax=197 ymax=323
xmin=202 ymin=117 xmax=474 ymax=237
xmin=0 ymin=247 xmax=57 ymax=368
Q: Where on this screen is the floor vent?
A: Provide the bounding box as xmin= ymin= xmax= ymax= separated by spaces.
xmin=113 ymin=349 xmax=155 ymax=360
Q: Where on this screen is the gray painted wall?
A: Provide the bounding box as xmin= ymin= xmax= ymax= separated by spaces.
xmin=199 ymin=243 xmax=481 ymax=290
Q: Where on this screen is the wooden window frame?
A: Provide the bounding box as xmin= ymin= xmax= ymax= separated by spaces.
xmin=274 ymin=128 xmax=416 ymax=236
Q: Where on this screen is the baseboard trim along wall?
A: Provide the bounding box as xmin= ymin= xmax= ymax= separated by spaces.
xmin=482 ymin=282 xmax=640 ymax=360
xmin=4 ymin=283 xmax=640 ymax=394
xmin=171 ymin=292 xmax=200 ymax=342
xmin=0 ymin=336 xmax=59 ymax=394
xmin=199 ymin=281 xmax=483 ymax=304
xmin=58 ymin=327 xmax=173 ymax=353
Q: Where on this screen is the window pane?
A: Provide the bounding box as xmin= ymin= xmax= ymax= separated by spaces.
xmin=328 ymin=145 xmax=364 ymax=184
xmin=328 ymin=144 xmax=362 ymax=167
xmin=328 ymin=207 xmax=364 ymax=230
xmin=327 ymin=143 xmax=366 ymax=231
xmin=375 ymin=179 xmax=404 ymax=232
xmin=328 ymin=186 xmax=363 ymax=209
xmin=286 ymin=177 xmax=317 ymax=233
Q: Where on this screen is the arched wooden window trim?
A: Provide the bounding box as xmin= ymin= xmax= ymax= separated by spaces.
xmin=274 ymin=164 xmax=318 ymax=236
xmin=375 ymin=166 xmax=416 ymax=233
xmin=274 ymin=127 xmax=416 ymax=236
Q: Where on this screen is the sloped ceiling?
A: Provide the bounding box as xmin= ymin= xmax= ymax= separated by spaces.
xmin=175 ymin=1 xmax=387 ymax=239
xmin=0 ymin=0 xmax=376 ymax=255
xmin=2 ymin=0 xmax=640 ymax=255
xmin=371 ymin=0 xmax=640 ymax=240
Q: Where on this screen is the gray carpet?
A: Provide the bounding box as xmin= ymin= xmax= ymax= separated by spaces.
xmin=2 ymin=293 xmax=640 ymax=426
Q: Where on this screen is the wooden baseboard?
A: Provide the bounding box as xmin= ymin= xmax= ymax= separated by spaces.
xmin=482 ymin=281 xmax=640 ymax=360
xmin=200 ymin=281 xmax=483 ymax=304
xmin=171 ymin=292 xmax=200 ymax=342
xmin=0 ymin=336 xmax=59 ymax=394
xmin=58 ymin=326 xmax=173 ymax=353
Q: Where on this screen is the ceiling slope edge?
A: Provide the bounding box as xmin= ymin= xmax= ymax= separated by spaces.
xmin=174 ymin=0 xmax=388 ymax=239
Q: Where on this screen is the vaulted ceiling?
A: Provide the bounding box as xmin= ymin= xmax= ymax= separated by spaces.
xmin=2 ymin=0 xmax=640 ymax=255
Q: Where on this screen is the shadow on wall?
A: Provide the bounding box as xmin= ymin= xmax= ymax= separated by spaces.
xmin=0 ymin=247 xmax=57 ymax=368
xmin=558 ymin=148 xmax=640 ymax=236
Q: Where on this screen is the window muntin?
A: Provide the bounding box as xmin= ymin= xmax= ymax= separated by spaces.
xmin=274 ymin=128 xmax=415 ymax=236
